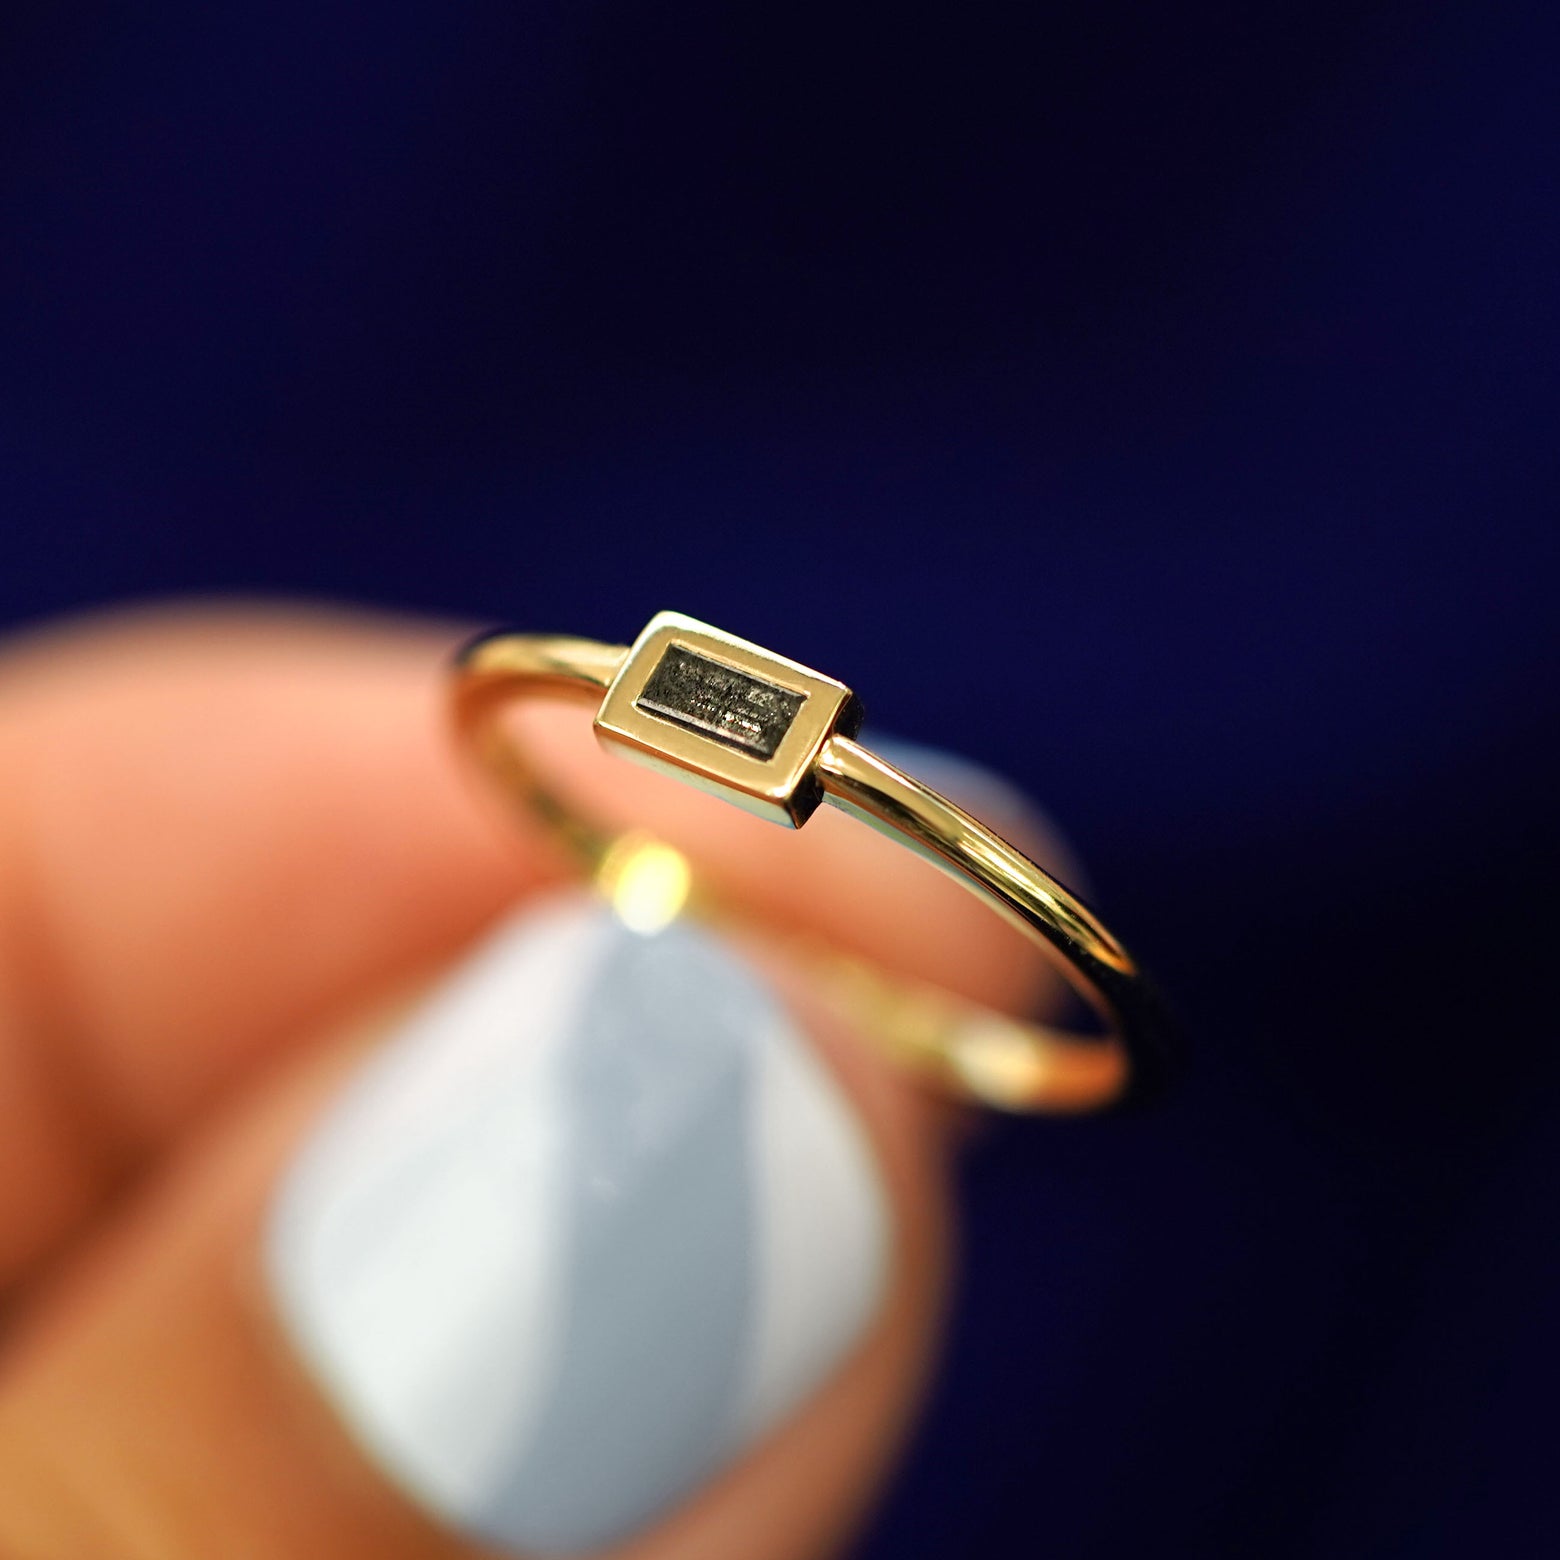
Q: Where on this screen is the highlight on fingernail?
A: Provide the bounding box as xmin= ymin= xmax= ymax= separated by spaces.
xmin=265 ymin=892 xmax=889 ymax=1554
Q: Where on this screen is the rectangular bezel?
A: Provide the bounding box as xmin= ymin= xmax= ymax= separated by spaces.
xmin=593 ymin=611 xmax=861 ymax=827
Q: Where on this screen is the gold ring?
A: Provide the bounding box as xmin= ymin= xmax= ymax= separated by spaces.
xmin=451 ymin=610 xmax=1176 ymax=1113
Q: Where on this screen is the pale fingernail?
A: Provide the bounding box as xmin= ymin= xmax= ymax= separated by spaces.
xmin=264 ymin=893 xmax=890 ymax=1555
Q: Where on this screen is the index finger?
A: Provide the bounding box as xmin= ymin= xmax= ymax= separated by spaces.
xmin=0 ymin=606 xmax=534 ymax=1279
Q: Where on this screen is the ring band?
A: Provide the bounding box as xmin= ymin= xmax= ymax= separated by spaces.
xmin=451 ymin=610 xmax=1176 ymax=1113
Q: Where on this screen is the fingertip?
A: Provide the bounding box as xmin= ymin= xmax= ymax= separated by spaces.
xmin=0 ymin=893 xmax=955 ymax=1560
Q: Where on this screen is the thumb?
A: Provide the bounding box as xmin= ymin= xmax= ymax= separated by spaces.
xmin=0 ymin=889 xmax=958 ymax=1560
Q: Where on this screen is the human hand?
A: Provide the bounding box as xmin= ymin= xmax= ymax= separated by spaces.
xmin=0 ymin=606 xmax=1062 ymax=1559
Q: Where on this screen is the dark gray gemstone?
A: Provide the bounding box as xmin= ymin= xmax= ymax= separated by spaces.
xmin=635 ymin=644 xmax=807 ymax=759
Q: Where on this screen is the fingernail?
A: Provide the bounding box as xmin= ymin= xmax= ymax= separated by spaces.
xmin=264 ymin=893 xmax=889 ymax=1555
xmin=869 ymin=734 xmax=1085 ymax=888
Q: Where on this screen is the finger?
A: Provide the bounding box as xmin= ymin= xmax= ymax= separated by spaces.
xmin=0 ymin=606 xmax=535 ymax=1280
xmin=0 ymin=896 xmax=956 ymax=1559
xmin=0 ymin=606 xmax=1064 ymax=1285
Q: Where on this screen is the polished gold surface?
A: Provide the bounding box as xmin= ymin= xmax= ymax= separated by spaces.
xmin=596 ymin=612 xmax=862 ymax=827
xmin=452 ymin=613 xmax=1174 ymax=1112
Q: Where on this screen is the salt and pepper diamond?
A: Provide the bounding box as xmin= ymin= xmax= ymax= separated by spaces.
xmin=595 ymin=611 xmax=859 ymax=826
xmin=635 ymin=644 xmax=808 ymax=760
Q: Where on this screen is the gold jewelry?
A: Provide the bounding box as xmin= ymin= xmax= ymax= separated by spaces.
xmin=452 ymin=610 xmax=1175 ymax=1113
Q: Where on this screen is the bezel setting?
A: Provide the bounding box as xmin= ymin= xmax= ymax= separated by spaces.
xmin=594 ymin=611 xmax=863 ymax=826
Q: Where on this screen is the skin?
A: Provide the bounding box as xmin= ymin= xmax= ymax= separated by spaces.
xmin=0 ymin=605 xmax=1059 ymax=1560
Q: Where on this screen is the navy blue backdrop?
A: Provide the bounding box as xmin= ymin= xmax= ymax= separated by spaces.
xmin=2 ymin=3 xmax=1557 ymax=1555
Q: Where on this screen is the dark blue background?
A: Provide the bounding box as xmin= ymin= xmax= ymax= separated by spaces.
xmin=3 ymin=3 xmax=1556 ymax=1555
